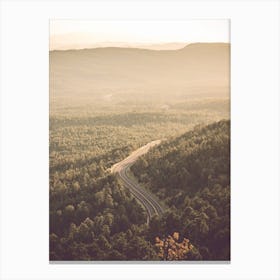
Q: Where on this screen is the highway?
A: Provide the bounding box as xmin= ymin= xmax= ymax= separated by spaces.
xmin=111 ymin=140 xmax=165 ymax=224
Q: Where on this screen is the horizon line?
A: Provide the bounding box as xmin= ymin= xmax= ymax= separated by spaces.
xmin=49 ymin=42 xmax=230 ymax=52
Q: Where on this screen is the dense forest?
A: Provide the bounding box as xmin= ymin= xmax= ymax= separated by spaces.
xmin=132 ymin=120 xmax=230 ymax=260
xmin=50 ymin=119 xmax=230 ymax=260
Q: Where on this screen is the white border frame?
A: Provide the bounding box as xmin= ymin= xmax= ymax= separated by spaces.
xmin=1 ymin=1 xmax=279 ymax=280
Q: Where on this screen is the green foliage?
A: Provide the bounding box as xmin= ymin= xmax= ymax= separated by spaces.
xmin=132 ymin=120 xmax=230 ymax=195
xmin=132 ymin=120 xmax=230 ymax=260
xmin=50 ymin=96 xmax=230 ymax=260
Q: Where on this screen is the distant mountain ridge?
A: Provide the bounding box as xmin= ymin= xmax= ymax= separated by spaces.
xmin=50 ymin=42 xmax=229 ymax=52
xmin=50 ymin=42 xmax=230 ymax=101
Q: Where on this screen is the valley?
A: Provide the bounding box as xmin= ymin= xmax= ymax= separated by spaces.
xmin=49 ymin=43 xmax=230 ymax=261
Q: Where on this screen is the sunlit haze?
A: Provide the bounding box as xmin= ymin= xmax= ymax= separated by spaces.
xmin=50 ymin=20 xmax=229 ymax=50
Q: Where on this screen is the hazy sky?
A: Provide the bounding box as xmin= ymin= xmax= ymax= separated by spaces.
xmin=50 ymin=20 xmax=229 ymax=50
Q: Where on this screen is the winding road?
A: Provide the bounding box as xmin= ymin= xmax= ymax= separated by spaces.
xmin=111 ymin=140 xmax=165 ymax=224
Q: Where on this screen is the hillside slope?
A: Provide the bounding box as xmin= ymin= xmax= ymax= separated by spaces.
xmin=132 ymin=120 xmax=230 ymax=196
xmin=131 ymin=120 xmax=230 ymax=260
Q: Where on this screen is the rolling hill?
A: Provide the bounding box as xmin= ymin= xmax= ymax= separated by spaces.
xmin=50 ymin=43 xmax=230 ymax=105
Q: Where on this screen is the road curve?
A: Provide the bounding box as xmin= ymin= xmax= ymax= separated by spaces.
xmin=111 ymin=140 xmax=165 ymax=224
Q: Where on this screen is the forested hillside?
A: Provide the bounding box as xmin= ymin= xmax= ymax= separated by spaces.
xmin=50 ymin=174 xmax=154 ymax=260
xmin=131 ymin=120 xmax=230 ymax=260
xmin=50 ymin=120 xmax=230 ymax=260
